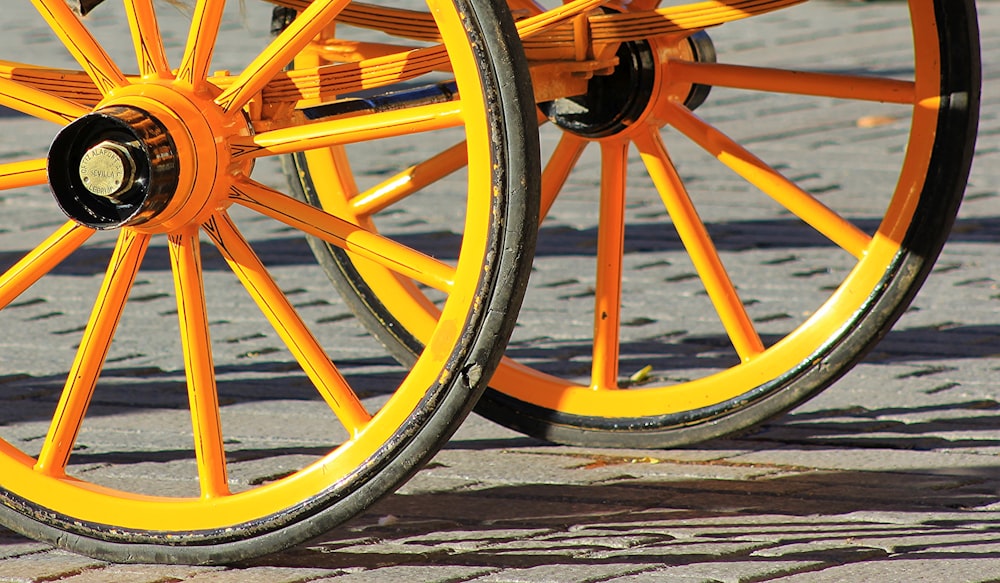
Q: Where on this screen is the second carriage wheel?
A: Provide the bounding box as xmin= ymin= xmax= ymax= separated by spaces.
xmin=289 ymin=0 xmax=980 ymax=448
xmin=0 ymin=0 xmax=536 ymax=564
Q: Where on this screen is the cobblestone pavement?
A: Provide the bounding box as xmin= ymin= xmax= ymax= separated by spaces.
xmin=0 ymin=1 xmax=998 ymax=581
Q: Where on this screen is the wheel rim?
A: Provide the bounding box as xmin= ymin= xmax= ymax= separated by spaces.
xmin=0 ymin=0 xmax=504 ymax=533
xmin=309 ymin=0 xmax=957 ymax=424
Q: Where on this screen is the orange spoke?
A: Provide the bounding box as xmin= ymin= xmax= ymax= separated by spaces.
xmin=0 ymin=158 xmax=48 ymax=191
xmin=204 ymin=213 xmax=372 ymax=435
xmin=351 ymin=142 xmax=468 ymax=217
xmin=34 ymin=229 xmax=149 ymax=476
xmin=665 ymin=103 xmax=872 ymax=259
xmin=635 ymin=130 xmax=764 ymax=362
xmin=168 ymin=228 xmax=229 ymax=498
xmin=176 ymin=0 xmax=225 ymax=90
xmin=124 ymin=0 xmax=171 ymax=79
xmin=0 ymin=62 xmax=102 ymax=109
xmin=28 ymin=0 xmax=127 ymax=96
xmin=216 ymin=0 xmax=352 ymax=113
xmin=0 ymin=77 xmax=90 ymax=124
xmin=540 ymin=133 xmax=587 ymax=221
xmin=590 ymin=140 xmax=628 ymax=391
xmin=232 ymin=101 xmax=463 ymax=162
xmin=0 ymin=221 xmax=94 ymax=309
xmin=231 ymin=179 xmax=455 ymax=291
xmin=669 ymin=61 xmax=915 ymax=104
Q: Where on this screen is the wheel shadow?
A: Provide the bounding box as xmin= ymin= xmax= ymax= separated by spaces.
xmin=3 ymin=215 xmax=998 ymax=277
xmin=239 ymin=449 xmax=1000 ymax=573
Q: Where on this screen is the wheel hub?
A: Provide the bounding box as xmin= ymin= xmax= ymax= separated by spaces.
xmin=48 ymin=105 xmax=179 ymax=229
xmin=541 ymin=31 xmax=716 ymax=139
xmin=540 ymin=40 xmax=657 ymax=139
xmin=47 ymin=83 xmax=250 ymax=232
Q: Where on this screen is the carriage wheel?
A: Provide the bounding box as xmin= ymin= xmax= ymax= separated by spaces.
xmin=0 ymin=0 xmax=536 ymax=563
xmin=288 ymin=0 xmax=979 ymax=447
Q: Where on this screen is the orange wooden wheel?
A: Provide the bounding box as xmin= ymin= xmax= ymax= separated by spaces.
xmin=293 ymin=0 xmax=980 ymax=447
xmin=0 ymin=0 xmax=537 ymax=563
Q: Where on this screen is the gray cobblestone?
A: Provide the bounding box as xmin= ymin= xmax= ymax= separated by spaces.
xmin=0 ymin=551 xmax=105 ymax=583
xmin=0 ymin=0 xmax=996 ymax=581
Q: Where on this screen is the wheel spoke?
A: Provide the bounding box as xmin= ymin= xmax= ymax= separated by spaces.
xmin=168 ymin=228 xmax=229 ymax=498
xmin=635 ymin=130 xmax=764 ymax=362
xmin=176 ymin=0 xmax=226 ymax=90
xmin=28 ymin=0 xmax=127 ymax=96
xmin=204 ymin=213 xmax=372 ymax=436
xmin=351 ymin=142 xmax=468 ymax=217
xmin=0 ymin=62 xmax=102 ymax=109
xmin=232 ymin=101 xmax=463 ymax=162
xmin=0 ymin=77 xmax=90 ymax=124
xmin=590 ymin=140 xmax=628 ymax=391
xmin=216 ymin=0 xmax=352 ymax=113
xmin=230 ymin=179 xmax=455 ymax=291
xmin=664 ymin=102 xmax=872 ymax=259
xmin=0 ymin=221 xmax=94 ymax=309
xmin=34 ymin=229 xmax=149 ymax=476
xmin=124 ymin=0 xmax=171 ymax=79
xmin=669 ymin=61 xmax=915 ymax=104
xmin=540 ymin=133 xmax=587 ymax=221
xmin=0 ymin=159 xmax=48 ymax=191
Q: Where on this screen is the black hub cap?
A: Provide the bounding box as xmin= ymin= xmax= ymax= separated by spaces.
xmin=540 ymin=31 xmax=716 ymax=139
xmin=539 ymin=40 xmax=657 ymax=139
xmin=48 ymin=106 xmax=179 ymax=229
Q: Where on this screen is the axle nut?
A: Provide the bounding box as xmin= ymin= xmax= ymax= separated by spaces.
xmin=78 ymin=141 xmax=136 ymax=201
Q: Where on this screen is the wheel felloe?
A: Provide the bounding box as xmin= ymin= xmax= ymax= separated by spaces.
xmin=47 ymin=105 xmax=178 ymax=229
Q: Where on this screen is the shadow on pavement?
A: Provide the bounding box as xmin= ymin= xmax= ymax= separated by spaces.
xmin=2 ymin=215 xmax=997 ymax=277
xmin=238 ymin=461 xmax=1000 ymax=571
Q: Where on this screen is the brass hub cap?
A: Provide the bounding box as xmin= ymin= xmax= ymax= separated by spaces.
xmin=78 ymin=140 xmax=137 ymax=201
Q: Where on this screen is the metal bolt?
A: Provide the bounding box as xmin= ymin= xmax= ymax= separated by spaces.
xmin=78 ymin=140 xmax=136 ymax=201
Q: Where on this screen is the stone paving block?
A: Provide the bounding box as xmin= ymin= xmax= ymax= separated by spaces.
xmin=0 ymin=551 xmax=105 ymax=583
xmin=352 ymin=528 xmax=555 ymax=555
xmin=770 ymin=556 xmax=1000 ymax=583
xmin=36 ymin=564 xmax=222 ymax=583
xmin=386 ymin=473 xmax=484 ymax=497
xmin=182 ymin=566 xmax=342 ymax=582
xmin=363 ymin=489 xmax=635 ymax=527
xmin=602 ymin=559 xmax=823 ymax=583
xmin=729 ymin=445 xmax=1000 ymax=475
xmin=312 ymin=565 xmax=498 ymax=583
xmin=0 ymin=533 xmax=50 ymax=561
xmin=748 ymin=541 xmax=888 ymax=563
xmin=599 ymin=513 xmax=920 ymax=546
xmin=469 ymin=563 xmax=652 ymax=583
xmin=834 ymin=530 xmax=1000 ymax=556
xmin=584 ymin=538 xmax=775 ymax=565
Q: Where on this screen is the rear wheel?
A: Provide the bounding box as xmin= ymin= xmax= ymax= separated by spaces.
xmin=290 ymin=0 xmax=980 ymax=447
xmin=0 ymin=0 xmax=536 ymax=563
